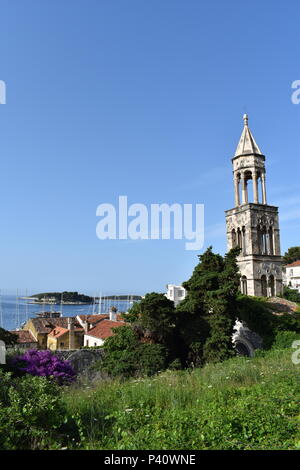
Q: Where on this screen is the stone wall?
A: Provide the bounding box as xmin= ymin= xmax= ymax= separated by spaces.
xmin=56 ymin=349 xmax=105 ymax=378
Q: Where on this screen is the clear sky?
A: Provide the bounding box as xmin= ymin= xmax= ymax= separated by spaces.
xmin=0 ymin=0 xmax=299 ymax=295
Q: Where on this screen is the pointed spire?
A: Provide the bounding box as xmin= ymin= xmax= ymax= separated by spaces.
xmin=234 ymin=114 xmax=263 ymax=157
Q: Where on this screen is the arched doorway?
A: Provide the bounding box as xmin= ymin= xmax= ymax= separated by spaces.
xmin=234 ymin=341 xmax=252 ymax=357
xmin=261 ymin=275 xmax=267 ymax=297
xmin=269 ymin=275 xmax=275 ymax=297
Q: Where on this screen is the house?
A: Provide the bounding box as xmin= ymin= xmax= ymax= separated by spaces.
xmin=165 ymin=284 xmax=186 ymax=307
xmin=84 ymin=319 xmax=126 ymax=347
xmin=285 ymin=260 xmax=300 ymax=292
xmin=22 ymin=316 xmax=84 ymax=350
xmin=83 ymin=309 xmax=126 ymax=347
xmin=77 ymin=312 xmax=124 ymax=333
xmin=9 ymin=330 xmax=38 ymax=350
xmin=47 ymin=326 xmax=70 ymax=350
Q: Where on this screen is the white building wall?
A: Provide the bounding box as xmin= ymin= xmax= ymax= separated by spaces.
xmin=285 ymin=266 xmax=300 ymax=292
xmin=166 ymin=284 xmax=186 ymax=307
xmin=84 ymin=334 xmax=104 ymax=347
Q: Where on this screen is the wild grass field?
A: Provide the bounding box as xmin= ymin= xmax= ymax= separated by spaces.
xmin=61 ymin=347 xmax=300 ymax=450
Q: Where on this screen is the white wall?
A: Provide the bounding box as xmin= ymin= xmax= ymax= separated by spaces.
xmin=286 ymin=266 xmax=300 ymax=292
xmin=84 ymin=334 xmax=104 ymax=347
xmin=165 ymin=284 xmax=186 ymax=307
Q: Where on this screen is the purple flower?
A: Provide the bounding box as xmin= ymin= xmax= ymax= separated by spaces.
xmin=13 ymin=349 xmax=76 ymax=385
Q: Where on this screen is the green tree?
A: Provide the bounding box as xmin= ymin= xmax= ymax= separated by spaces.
xmin=0 ymin=327 xmax=18 ymax=346
xmin=100 ymin=325 xmax=168 ymax=378
xmin=283 ymin=246 xmax=300 ymax=265
xmin=121 ymin=301 xmax=141 ymax=323
xmin=282 ymin=286 xmax=300 ymax=303
xmin=137 ymin=293 xmax=176 ymax=346
xmin=176 ymin=246 xmax=241 ymax=365
xmin=202 ymin=247 xmax=241 ymax=363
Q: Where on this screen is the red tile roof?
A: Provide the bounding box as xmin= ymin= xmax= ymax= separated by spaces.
xmin=78 ymin=313 xmax=124 ymax=324
xmin=286 ymin=260 xmax=300 ymax=267
xmin=86 ymin=320 xmax=126 ymax=340
xmin=48 ymin=326 xmax=69 ymax=339
xmin=26 ymin=317 xmax=83 ymax=334
xmin=9 ymin=330 xmax=38 ymax=344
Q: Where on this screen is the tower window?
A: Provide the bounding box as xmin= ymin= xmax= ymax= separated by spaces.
xmin=241 ymin=276 xmax=247 ymax=295
xmin=231 ymin=229 xmax=237 ymax=247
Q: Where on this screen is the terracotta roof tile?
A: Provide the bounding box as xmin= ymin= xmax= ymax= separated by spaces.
xmin=286 ymin=260 xmax=300 ymax=268
xmin=78 ymin=313 xmax=123 ymax=324
xmin=27 ymin=317 xmax=83 ymax=334
xmin=9 ymin=330 xmax=38 ymax=344
xmin=48 ymin=326 xmax=69 ymax=339
xmin=86 ymin=320 xmax=126 ymax=340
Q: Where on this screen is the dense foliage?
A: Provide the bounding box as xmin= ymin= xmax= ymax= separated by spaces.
xmin=12 ymin=349 xmax=76 ymax=385
xmin=237 ymin=295 xmax=300 ymax=348
xmin=0 ymin=371 xmax=66 ymax=449
xmin=282 ymin=285 xmax=300 ymax=303
xmin=0 ymin=327 xmax=18 ymax=346
xmin=176 ymin=246 xmax=241 ymax=365
xmin=99 ymin=326 xmax=167 ymax=378
xmin=283 ymin=246 xmax=300 ymax=265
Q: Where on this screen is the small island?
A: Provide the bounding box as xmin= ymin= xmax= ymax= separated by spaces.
xmin=29 ymin=291 xmax=94 ymax=305
xmin=27 ymin=292 xmax=142 ymax=305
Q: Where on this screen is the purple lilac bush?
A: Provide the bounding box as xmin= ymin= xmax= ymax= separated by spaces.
xmin=14 ymin=349 xmax=76 ymax=385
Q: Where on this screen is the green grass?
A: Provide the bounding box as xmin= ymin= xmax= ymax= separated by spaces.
xmin=61 ymin=347 xmax=300 ymax=450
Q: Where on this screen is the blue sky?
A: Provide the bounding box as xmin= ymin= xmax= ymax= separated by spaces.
xmin=0 ymin=0 xmax=299 ymax=295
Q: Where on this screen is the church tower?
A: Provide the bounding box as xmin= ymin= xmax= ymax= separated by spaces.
xmin=225 ymin=114 xmax=283 ymax=297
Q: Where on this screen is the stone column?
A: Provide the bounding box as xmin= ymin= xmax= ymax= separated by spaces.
xmin=261 ymin=173 xmax=267 ymax=205
xmin=252 ymin=171 xmax=259 ymax=204
xmin=234 ymin=175 xmax=240 ymax=206
xmin=242 ymin=173 xmax=248 ymax=204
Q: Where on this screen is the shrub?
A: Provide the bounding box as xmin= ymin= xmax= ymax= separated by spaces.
xmin=12 ymin=349 xmax=76 ymax=385
xmin=137 ymin=343 xmax=167 ymax=376
xmin=271 ymin=330 xmax=300 ymax=350
xmin=0 ymin=370 xmax=66 ymax=449
xmin=282 ymin=286 xmax=300 ymax=303
xmin=99 ymin=326 xmax=168 ymax=378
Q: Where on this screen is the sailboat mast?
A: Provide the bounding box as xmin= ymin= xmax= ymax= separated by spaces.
xmin=98 ymin=291 xmax=102 ymax=315
xmin=25 ymin=288 xmax=29 ymax=323
xmin=60 ymin=292 xmax=63 ymax=317
xmin=16 ymin=289 xmax=20 ymax=329
xmin=0 ymin=289 xmax=3 ymax=328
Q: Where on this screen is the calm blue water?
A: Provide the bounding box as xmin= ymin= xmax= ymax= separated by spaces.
xmin=0 ymin=295 xmax=136 ymax=331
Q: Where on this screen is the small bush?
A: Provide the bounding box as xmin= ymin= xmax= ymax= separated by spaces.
xmin=271 ymin=330 xmax=300 ymax=350
xmin=12 ymin=349 xmax=76 ymax=385
xmin=282 ymin=286 xmax=300 ymax=303
xmin=98 ymin=326 xmax=168 ymax=378
xmin=0 ymin=370 xmax=66 ymax=449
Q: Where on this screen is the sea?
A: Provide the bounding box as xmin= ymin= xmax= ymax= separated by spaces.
xmin=0 ymin=295 xmax=137 ymax=331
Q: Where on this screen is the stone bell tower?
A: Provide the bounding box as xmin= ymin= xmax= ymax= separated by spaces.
xmin=225 ymin=114 xmax=283 ymax=297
